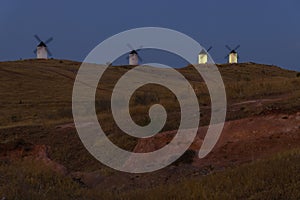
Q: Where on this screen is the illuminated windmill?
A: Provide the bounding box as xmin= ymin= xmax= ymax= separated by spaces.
xmin=225 ymin=45 xmax=240 ymax=64
xmin=198 ymin=46 xmax=212 ymax=64
xmin=33 ymin=34 xmax=53 ymax=59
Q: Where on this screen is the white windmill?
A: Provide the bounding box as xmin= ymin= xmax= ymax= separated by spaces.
xmin=198 ymin=46 xmax=212 ymax=64
xmin=33 ymin=35 xmax=53 ymax=59
xmin=127 ymin=44 xmax=143 ymax=65
xmin=225 ymin=45 xmax=240 ymax=64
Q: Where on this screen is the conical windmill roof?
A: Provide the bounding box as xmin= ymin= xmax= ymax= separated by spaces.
xmin=129 ymin=50 xmax=138 ymax=55
xmin=37 ymin=42 xmax=47 ymax=47
xmin=199 ymin=49 xmax=207 ymax=55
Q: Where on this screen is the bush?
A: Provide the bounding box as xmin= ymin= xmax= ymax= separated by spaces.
xmin=173 ymin=149 xmax=196 ymax=165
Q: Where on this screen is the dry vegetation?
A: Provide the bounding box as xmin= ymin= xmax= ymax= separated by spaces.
xmin=1 ymin=59 xmax=299 ymax=128
xmin=0 ymin=149 xmax=299 ymax=199
xmin=0 ymin=59 xmax=299 ymax=199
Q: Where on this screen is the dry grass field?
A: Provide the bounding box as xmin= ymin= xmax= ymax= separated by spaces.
xmin=0 ymin=59 xmax=299 ymax=199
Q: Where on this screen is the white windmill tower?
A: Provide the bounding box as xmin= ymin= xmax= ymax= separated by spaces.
xmin=198 ymin=46 xmax=212 ymax=64
xmin=129 ymin=50 xmax=139 ymax=65
xmin=33 ymin=35 xmax=53 ymax=59
xmin=127 ymin=44 xmax=143 ymax=65
xmin=225 ymin=45 xmax=240 ymax=64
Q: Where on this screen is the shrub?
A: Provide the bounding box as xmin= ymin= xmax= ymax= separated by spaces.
xmin=173 ymin=149 xmax=196 ymax=165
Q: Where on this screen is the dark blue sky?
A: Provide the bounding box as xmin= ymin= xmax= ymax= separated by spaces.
xmin=1 ymin=0 xmax=299 ymax=70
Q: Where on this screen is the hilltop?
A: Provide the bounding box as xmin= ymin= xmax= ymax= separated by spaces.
xmin=0 ymin=59 xmax=299 ymax=128
xmin=0 ymin=59 xmax=299 ymax=199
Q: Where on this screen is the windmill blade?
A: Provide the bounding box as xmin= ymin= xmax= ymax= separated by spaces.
xmin=137 ymin=54 xmax=143 ymax=63
xmin=225 ymin=45 xmax=232 ymax=51
xmin=45 ymin=37 xmax=53 ymax=44
xmin=224 ymin=55 xmax=229 ymax=59
xmin=126 ymin=43 xmax=134 ymax=51
xmin=207 ymin=46 xmax=212 ymax=52
xmin=34 ymin=34 xmax=42 ymax=42
xmin=33 ymin=49 xmax=37 ymax=54
xmin=136 ymin=45 xmax=143 ymax=52
xmin=234 ymin=45 xmax=240 ymax=51
xmin=46 ymin=47 xmax=52 ymax=57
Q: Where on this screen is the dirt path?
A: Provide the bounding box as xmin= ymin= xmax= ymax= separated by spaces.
xmin=232 ymin=98 xmax=283 ymax=106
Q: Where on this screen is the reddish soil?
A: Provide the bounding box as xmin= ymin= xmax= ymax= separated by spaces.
xmin=1 ymin=112 xmax=299 ymax=190
xmin=133 ymin=112 xmax=300 ymax=169
xmin=0 ymin=139 xmax=67 ymax=175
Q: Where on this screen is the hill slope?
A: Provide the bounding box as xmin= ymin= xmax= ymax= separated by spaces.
xmin=0 ymin=59 xmax=299 ymax=199
xmin=0 ymin=59 xmax=299 ymax=127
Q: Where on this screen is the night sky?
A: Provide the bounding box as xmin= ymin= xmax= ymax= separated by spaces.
xmin=1 ymin=0 xmax=299 ymax=70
